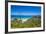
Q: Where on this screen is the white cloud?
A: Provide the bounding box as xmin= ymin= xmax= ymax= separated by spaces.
xmin=12 ymin=12 xmax=40 ymax=16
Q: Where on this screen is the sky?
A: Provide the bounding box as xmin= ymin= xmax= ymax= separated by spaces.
xmin=11 ymin=5 xmax=41 ymax=16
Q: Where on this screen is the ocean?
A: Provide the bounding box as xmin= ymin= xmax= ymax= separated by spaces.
xmin=11 ymin=15 xmax=32 ymax=21
xmin=11 ymin=15 xmax=32 ymax=18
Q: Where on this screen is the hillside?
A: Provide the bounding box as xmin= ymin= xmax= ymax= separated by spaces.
xmin=11 ymin=16 xmax=41 ymax=28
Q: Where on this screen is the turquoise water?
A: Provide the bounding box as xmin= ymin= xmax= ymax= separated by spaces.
xmin=11 ymin=15 xmax=32 ymax=20
xmin=11 ymin=15 xmax=32 ymax=18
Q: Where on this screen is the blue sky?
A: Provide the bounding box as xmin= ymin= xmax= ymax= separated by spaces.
xmin=11 ymin=5 xmax=41 ymax=16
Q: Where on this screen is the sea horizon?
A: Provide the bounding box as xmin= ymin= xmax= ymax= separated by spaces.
xmin=11 ymin=15 xmax=41 ymax=18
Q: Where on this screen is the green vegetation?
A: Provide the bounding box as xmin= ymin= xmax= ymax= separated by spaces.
xmin=11 ymin=16 xmax=41 ymax=28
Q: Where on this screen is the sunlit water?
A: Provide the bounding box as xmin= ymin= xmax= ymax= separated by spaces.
xmin=11 ymin=15 xmax=32 ymax=23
